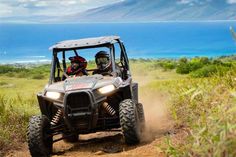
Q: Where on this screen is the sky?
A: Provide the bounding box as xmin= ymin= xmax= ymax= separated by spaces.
xmin=0 ymin=0 xmax=122 ymax=18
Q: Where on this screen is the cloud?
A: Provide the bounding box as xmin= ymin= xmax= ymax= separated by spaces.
xmin=177 ymin=0 xmax=213 ymax=5
xmin=178 ymin=0 xmax=236 ymax=5
xmin=227 ymin=0 xmax=236 ymax=4
xmin=178 ymin=0 xmax=193 ymax=4
xmin=0 ymin=3 xmax=13 ymax=16
xmin=0 ymin=0 xmax=121 ymax=18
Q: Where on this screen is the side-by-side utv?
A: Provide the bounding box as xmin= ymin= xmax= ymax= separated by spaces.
xmin=27 ymin=36 xmax=145 ymax=156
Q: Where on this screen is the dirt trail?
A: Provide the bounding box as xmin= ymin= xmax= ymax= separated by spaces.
xmin=6 ymin=84 xmax=174 ymax=157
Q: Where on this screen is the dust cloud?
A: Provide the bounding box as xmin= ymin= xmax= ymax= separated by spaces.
xmin=140 ymin=91 xmax=173 ymax=142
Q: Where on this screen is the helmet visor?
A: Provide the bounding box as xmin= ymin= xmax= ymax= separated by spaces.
xmin=97 ymin=57 xmax=109 ymax=65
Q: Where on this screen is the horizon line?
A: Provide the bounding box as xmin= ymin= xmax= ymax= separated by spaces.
xmin=1 ymin=20 xmax=236 ymax=25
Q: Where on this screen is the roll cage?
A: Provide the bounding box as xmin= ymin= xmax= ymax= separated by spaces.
xmin=49 ymin=38 xmax=130 ymax=84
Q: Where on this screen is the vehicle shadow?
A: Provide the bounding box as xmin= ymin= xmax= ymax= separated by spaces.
xmin=53 ymin=128 xmax=171 ymax=156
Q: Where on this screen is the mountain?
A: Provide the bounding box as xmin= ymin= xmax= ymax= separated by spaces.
xmin=62 ymin=0 xmax=236 ymax=22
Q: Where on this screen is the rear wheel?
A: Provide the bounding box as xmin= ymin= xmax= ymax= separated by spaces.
xmin=136 ymin=103 xmax=146 ymax=129
xmin=27 ymin=115 xmax=53 ymax=157
xmin=119 ymin=99 xmax=141 ymax=145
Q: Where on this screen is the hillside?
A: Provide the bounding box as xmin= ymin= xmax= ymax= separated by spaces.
xmin=62 ymin=0 xmax=236 ymax=22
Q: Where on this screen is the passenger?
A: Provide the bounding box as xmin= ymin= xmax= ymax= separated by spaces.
xmin=67 ymin=56 xmax=88 ymax=76
xmin=93 ymin=51 xmax=111 ymax=75
xmin=93 ymin=51 xmax=121 ymax=76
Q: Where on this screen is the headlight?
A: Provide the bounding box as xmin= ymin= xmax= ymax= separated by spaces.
xmin=46 ymin=91 xmax=61 ymax=100
xmin=98 ymin=85 xmax=115 ymax=94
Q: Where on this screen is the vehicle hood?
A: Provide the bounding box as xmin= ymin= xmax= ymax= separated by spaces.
xmin=45 ymin=75 xmax=123 ymax=92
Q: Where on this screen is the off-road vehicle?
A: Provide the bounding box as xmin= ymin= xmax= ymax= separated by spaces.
xmin=27 ymin=36 xmax=145 ymax=156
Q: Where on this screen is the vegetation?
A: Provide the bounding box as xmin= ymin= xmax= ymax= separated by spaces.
xmin=176 ymin=57 xmax=233 ymax=77
xmin=138 ymin=56 xmax=236 ymax=156
xmin=0 ymin=64 xmax=50 ymax=79
xmin=0 ymin=56 xmax=236 ymax=156
xmin=0 ymin=76 xmax=46 ymax=155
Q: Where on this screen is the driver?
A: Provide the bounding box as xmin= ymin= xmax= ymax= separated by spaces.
xmin=67 ymin=56 xmax=88 ymax=76
xmin=93 ymin=51 xmax=111 ymax=75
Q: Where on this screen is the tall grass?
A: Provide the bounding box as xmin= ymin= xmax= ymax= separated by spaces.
xmin=0 ymin=93 xmax=39 ymax=154
xmin=163 ymin=70 xmax=236 ymax=156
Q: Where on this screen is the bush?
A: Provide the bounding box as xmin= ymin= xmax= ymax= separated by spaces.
xmin=16 ymin=71 xmax=29 ymax=78
xmin=191 ymin=57 xmax=210 ymax=65
xmin=31 ymin=73 xmax=45 ymax=79
xmin=179 ymin=57 xmax=188 ymax=64
xmin=0 ymin=64 xmax=49 ymax=79
xmin=0 ymin=65 xmax=28 ymax=74
xmin=176 ymin=58 xmax=205 ymax=74
xmin=190 ymin=65 xmax=217 ymax=78
xmin=190 ymin=65 xmax=231 ymax=78
xmin=0 ymin=81 xmax=8 ymax=86
xmin=176 ymin=63 xmax=191 ymax=74
xmin=5 ymin=72 xmax=15 ymax=77
xmin=159 ymin=61 xmax=177 ymax=71
xmin=213 ymin=59 xmax=223 ymax=65
xmin=176 ymin=57 xmax=234 ymax=77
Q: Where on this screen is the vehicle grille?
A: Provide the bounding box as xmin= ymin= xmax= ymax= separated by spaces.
xmin=66 ymin=92 xmax=91 ymax=130
xmin=66 ymin=92 xmax=91 ymax=113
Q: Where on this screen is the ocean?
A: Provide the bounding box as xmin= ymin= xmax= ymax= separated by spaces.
xmin=0 ymin=22 xmax=236 ymax=64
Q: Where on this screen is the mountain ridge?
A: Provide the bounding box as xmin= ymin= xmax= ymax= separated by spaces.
xmin=62 ymin=0 xmax=236 ymax=22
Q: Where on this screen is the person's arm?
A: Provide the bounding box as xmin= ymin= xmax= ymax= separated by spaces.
xmin=82 ymin=69 xmax=88 ymax=75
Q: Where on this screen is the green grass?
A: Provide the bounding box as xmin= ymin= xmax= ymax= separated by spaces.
xmin=166 ymin=71 xmax=236 ymax=156
xmin=0 ymin=76 xmax=47 ymax=154
xmin=144 ymin=70 xmax=236 ymax=156
xmin=0 ymin=64 xmax=50 ymax=80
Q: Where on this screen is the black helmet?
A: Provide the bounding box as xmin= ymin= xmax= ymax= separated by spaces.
xmin=95 ymin=51 xmax=110 ymax=71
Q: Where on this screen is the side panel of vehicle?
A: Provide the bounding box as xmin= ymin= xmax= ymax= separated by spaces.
xmin=37 ymin=93 xmax=57 ymax=119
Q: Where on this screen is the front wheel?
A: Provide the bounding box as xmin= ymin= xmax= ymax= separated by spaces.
xmin=119 ymin=99 xmax=142 ymax=145
xmin=27 ymin=115 xmax=53 ymax=157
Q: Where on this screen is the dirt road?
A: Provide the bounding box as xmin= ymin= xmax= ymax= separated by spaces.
xmin=6 ymin=90 xmax=175 ymax=157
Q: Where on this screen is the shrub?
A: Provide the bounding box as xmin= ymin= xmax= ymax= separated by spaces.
xmin=31 ymin=73 xmax=45 ymax=79
xmin=199 ymin=57 xmax=210 ymax=65
xmin=16 ymin=71 xmax=29 ymax=78
xmin=0 ymin=65 xmax=28 ymax=74
xmin=0 ymin=81 xmax=8 ymax=86
xmin=190 ymin=65 xmax=217 ymax=78
xmin=176 ymin=58 xmax=205 ymax=74
xmin=159 ymin=61 xmax=176 ymax=71
xmin=213 ymin=59 xmax=223 ymax=65
xmin=5 ymin=72 xmax=15 ymax=77
xmin=190 ymin=65 xmax=231 ymax=78
xmin=179 ymin=57 xmax=188 ymax=64
xmin=176 ymin=62 xmax=203 ymax=74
